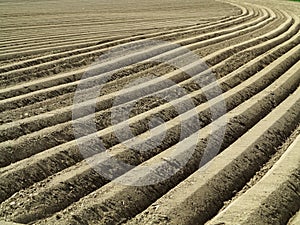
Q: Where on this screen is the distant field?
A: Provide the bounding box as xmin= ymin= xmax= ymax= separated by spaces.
xmin=0 ymin=0 xmax=299 ymax=225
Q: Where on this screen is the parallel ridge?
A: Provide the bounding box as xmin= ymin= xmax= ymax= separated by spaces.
xmin=0 ymin=3 xmax=253 ymax=86
xmin=206 ymin=133 xmax=300 ymax=225
xmin=0 ymin=7 xmax=248 ymax=59
xmin=0 ymin=0 xmax=241 ymax=64
xmin=0 ymin=1 xmax=299 ymax=225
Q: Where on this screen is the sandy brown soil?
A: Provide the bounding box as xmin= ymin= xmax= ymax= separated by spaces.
xmin=0 ymin=0 xmax=299 ymax=224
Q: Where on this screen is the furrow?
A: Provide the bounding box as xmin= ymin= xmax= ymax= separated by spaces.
xmin=0 ymin=17 xmax=298 ymax=168
xmin=206 ymin=135 xmax=300 ymax=225
xmin=0 ymin=7 xmax=245 ymax=54
xmin=0 ymin=44 xmax=298 ymax=214
xmin=0 ymin=1 xmax=241 ymax=43
xmin=0 ymin=8 xmax=286 ymax=124
xmin=31 ymin=58 xmax=300 ymax=225
xmin=0 ymin=7 xmax=273 ymax=110
xmin=0 ymin=5 xmax=258 ymax=86
xmin=0 ymin=4 xmax=252 ymax=62
xmin=0 ymin=10 xmax=245 ymax=72
xmin=0 ymin=1 xmax=299 ymax=224
xmin=125 ymin=68 xmax=300 ymax=225
xmin=0 ymin=8 xmax=296 ymax=144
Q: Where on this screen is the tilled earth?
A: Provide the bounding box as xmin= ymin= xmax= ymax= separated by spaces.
xmin=0 ymin=0 xmax=299 ymax=224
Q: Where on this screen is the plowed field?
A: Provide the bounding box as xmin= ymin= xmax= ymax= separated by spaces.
xmin=0 ymin=0 xmax=299 ymax=224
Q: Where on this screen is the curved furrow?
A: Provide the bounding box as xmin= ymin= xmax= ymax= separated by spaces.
xmin=12 ymin=53 xmax=300 ymax=225
xmin=0 ymin=9 xmax=246 ymax=72
xmin=0 ymin=17 xmax=296 ymax=157
xmin=0 ymin=15 xmax=258 ymax=86
xmin=0 ymin=32 xmax=298 ymax=210
xmin=0 ymin=5 xmax=248 ymax=72
xmin=0 ymin=23 xmax=207 ymax=54
xmin=0 ymin=0 xmax=300 ymax=225
xmin=0 ymin=43 xmax=299 ymax=223
xmin=0 ymin=16 xmax=219 ymax=58
xmin=0 ymin=4 xmax=251 ymax=62
xmin=0 ymin=7 xmax=272 ymax=112
xmin=0 ymin=15 xmax=219 ymax=34
xmin=0 ymin=10 xmax=294 ymax=167
xmin=0 ymin=1 xmax=241 ymax=42
xmin=0 ymin=17 xmax=176 ymax=31
xmin=0 ymin=18 xmax=204 ymax=42
xmin=1 ymin=29 xmax=297 ymax=167
xmin=1 ymin=1 xmax=299 ymax=224
xmin=0 ymin=8 xmax=295 ymax=144
xmin=2 ymin=9 xmax=264 ymax=102
xmin=0 ymin=9 xmax=262 ymax=100
xmin=0 ymin=20 xmax=208 ymax=46
xmin=0 ymin=16 xmax=208 ymax=40
xmin=0 ymin=7 xmax=286 ymax=121
xmin=126 ymin=68 xmax=300 ymax=225
xmin=0 ymin=8 xmax=245 ymax=53
xmin=0 ymin=6 xmax=271 ymax=101
xmin=0 ymin=17 xmax=227 ymax=49
xmin=0 ymin=15 xmax=223 ymax=32
xmin=206 ymin=133 xmax=300 ymax=225
xmin=0 ymin=17 xmax=201 ymax=32
xmin=0 ymin=5 xmax=258 ymax=85
xmin=0 ymin=23 xmax=203 ymax=51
